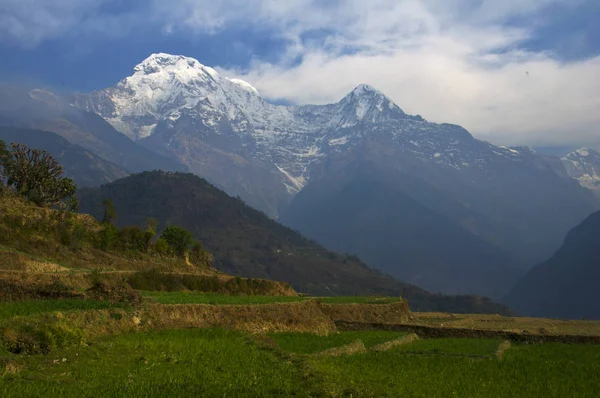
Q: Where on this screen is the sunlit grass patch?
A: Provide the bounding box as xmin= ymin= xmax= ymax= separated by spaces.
xmin=391 ymin=337 xmax=501 ymax=357
xmin=0 ymin=329 xmax=314 ymax=397
xmin=270 ymin=331 xmax=410 ymax=354
xmin=309 ymin=340 xmax=600 ymax=397
xmin=0 ymin=299 xmax=128 ymax=321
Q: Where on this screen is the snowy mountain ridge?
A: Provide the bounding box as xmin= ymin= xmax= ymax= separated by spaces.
xmin=71 ymin=53 xmax=545 ymax=198
xmin=65 ymin=53 xmax=600 ymax=293
xmin=562 ymin=148 xmax=600 ymax=194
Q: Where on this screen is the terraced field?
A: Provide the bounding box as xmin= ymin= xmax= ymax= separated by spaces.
xmin=2 ymin=325 xmax=599 ymax=397
xmin=1 ymin=294 xmax=600 ymax=397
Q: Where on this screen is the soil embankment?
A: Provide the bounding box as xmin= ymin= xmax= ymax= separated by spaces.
xmin=335 ymin=322 xmax=600 ymax=344
xmin=320 ymin=300 xmax=411 ymax=324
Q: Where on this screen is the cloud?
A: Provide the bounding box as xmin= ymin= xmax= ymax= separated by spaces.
xmin=0 ymin=0 xmax=598 ymax=147
xmin=210 ymin=0 xmax=600 ymax=147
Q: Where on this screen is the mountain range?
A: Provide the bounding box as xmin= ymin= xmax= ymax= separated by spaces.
xmin=0 ymin=84 xmax=186 ymax=176
xmin=77 ymin=171 xmax=510 ymax=315
xmin=0 ymin=52 xmax=598 ymax=303
xmin=562 ymin=148 xmax=600 ymax=198
xmin=66 ymin=53 xmax=597 ymax=297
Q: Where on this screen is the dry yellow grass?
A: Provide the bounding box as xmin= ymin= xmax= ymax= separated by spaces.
xmin=371 ymin=333 xmax=419 ymax=352
xmin=313 ymin=339 xmax=367 ymax=357
xmin=495 ymin=340 xmax=511 ymax=360
xmin=321 ymin=300 xmax=411 ymax=325
xmin=3 ymin=361 xmax=24 ymax=376
xmin=410 ymin=312 xmax=600 ymax=337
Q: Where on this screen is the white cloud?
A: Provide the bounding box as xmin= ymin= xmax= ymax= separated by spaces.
xmin=0 ymin=0 xmax=597 ymax=147
xmin=208 ymin=0 xmax=600 ymax=147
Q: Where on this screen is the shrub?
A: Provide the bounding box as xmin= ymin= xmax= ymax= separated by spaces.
xmin=153 ymin=237 xmax=170 ymax=255
xmin=101 ymin=199 xmax=117 ymax=224
xmin=1 ymin=318 xmax=85 ymax=355
xmin=161 ymin=225 xmax=194 ymax=257
xmin=85 ymin=281 xmax=142 ymax=305
xmin=0 ymin=139 xmax=9 ymax=193
xmin=189 ymin=241 xmax=214 ymax=268
xmin=58 ymin=216 xmax=88 ymax=250
xmin=118 ymin=226 xmax=148 ymax=252
xmin=127 ymin=269 xmax=185 ymax=292
xmin=90 ymin=268 xmax=104 ymax=289
xmin=97 ymin=223 xmax=119 ymax=251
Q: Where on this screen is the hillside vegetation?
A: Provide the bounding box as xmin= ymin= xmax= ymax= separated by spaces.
xmin=78 ymin=171 xmax=511 ymax=314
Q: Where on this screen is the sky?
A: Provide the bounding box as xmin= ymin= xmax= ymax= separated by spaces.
xmin=0 ymin=0 xmax=599 ymax=150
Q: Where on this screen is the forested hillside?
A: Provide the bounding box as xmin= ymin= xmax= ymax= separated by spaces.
xmin=78 ymin=171 xmax=510 ymax=314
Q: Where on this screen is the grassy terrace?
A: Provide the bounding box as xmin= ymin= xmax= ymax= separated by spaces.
xmin=309 ymin=341 xmax=600 ymax=397
xmin=1 ymin=329 xmax=314 ymax=397
xmin=270 ymin=330 xmax=410 ymax=354
xmin=2 ymin=328 xmax=599 ymax=397
xmin=141 ymin=291 xmax=306 ymax=305
xmin=0 ymin=300 xmax=129 ymax=321
xmin=1 ymin=292 xmax=599 ymax=396
xmin=142 ymin=291 xmax=401 ymax=305
xmin=0 ymin=293 xmax=401 ymax=322
xmin=391 ymin=337 xmax=501 ymax=357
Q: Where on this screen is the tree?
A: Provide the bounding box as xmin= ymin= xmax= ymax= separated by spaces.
xmin=0 ymin=140 xmax=10 ymax=192
xmin=118 ymin=226 xmax=147 ymax=252
xmin=3 ymin=143 xmax=77 ymax=210
xmin=144 ymin=218 xmax=159 ymax=251
xmin=101 ymin=199 xmax=117 ymax=224
xmin=160 ymin=225 xmax=194 ymax=257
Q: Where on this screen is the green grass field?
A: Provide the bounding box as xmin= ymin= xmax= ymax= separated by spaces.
xmin=309 ymin=342 xmax=600 ymax=397
xmin=2 ymin=328 xmax=599 ymax=397
xmin=1 ymin=294 xmax=599 ymax=397
xmin=0 ymin=329 xmax=315 ymax=397
xmin=270 ymin=330 xmax=410 ymax=354
xmin=0 ymin=299 xmax=128 ymax=321
xmin=391 ymin=337 xmax=501 ymax=357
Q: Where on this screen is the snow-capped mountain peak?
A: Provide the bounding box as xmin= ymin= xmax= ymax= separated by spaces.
xmin=575 ymin=148 xmax=593 ymax=157
xmin=133 ymin=53 xmax=219 ymax=78
xmin=82 ymin=53 xmax=272 ymax=140
xmin=228 ymin=78 xmax=260 ymax=95
xmin=71 ymin=53 xmax=584 ymax=216
xmin=562 ymin=148 xmax=600 ymax=194
xmin=330 ymin=84 xmax=409 ymax=127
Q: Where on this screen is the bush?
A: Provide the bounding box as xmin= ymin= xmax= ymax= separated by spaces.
xmin=1 ymin=318 xmax=85 ymax=355
xmin=97 ymin=223 xmax=119 ymax=251
xmin=85 ymin=281 xmax=142 ymax=305
xmin=153 ymin=237 xmax=170 ymax=256
xmin=58 ymin=217 xmax=88 ymax=250
xmin=118 ymin=226 xmax=148 ymax=252
xmin=161 ymin=225 xmax=194 ymax=257
xmin=127 ymin=269 xmax=185 ymax=292
xmin=189 ymin=241 xmax=214 ymax=268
